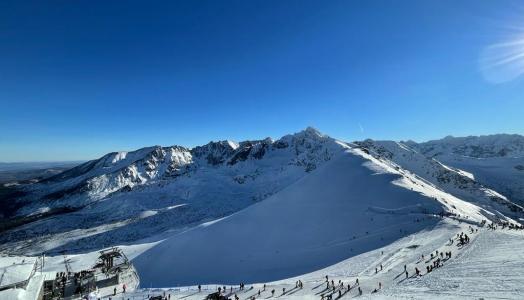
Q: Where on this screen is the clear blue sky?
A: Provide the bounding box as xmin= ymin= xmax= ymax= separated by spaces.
xmin=1 ymin=0 xmax=523 ymax=162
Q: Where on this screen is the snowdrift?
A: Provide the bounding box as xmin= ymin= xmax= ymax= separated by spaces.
xmin=134 ymin=149 xmax=447 ymax=287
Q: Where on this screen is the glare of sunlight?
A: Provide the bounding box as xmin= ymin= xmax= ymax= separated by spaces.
xmin=480 ymin=37 xmax=524 ymax=83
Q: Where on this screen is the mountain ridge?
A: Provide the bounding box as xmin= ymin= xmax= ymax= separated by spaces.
xmin=1 ymin=128 xmax=523 ymax=257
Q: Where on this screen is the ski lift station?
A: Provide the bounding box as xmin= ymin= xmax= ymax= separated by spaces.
xmin=0 ymin=247 xmax=139 ymax=300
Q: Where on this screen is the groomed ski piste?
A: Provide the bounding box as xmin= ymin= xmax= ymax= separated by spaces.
xmin=2 ymin=142 xmax=523 ymax=299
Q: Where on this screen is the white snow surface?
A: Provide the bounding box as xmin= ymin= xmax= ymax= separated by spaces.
xmin=133 ymin=147 xmax=487 ymax=287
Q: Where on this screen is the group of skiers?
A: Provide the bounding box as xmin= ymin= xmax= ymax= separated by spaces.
xmin=487 ymin=220 xmax=524 ymax=231
xmin=458 ymin=232 xmax=470 ymax=246
xmin=112 ymin=284 xmax=126 ymax=296
xmin=295 ymin=280 xmax=304 ymax=289
xmin=319 ymin=276 xmax=361 ymax=299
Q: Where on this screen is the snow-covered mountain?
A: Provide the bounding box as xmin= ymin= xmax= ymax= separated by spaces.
xmin=20 ymin=127 xmax=337 ymax=212
xmin=134 ymin=144 xmax=489 ymax=286
xmin=0 ymin=127 xmax=346 ymax=254
xmin=355 ymin=140 xmax=523 ymax=218
xmin=2 ymin=129 xmax=524 ymax=299
xmin=2 ymin=129 xmax=523 ymax=258
xmin=406 ymin=134 xmax=524 ymax=206
xmin=410 ymin=134 xmax=524 ymax=158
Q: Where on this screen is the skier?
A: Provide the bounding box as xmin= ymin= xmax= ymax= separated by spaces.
xmin=198 ymin=285 xmax=201 ymax=292
xmin=358 ymin=287 xmax=362 ymax=295
xmin=122 ymin=284 xmax=126 ymax=293
xmin=271 ymin=289 xmax=275 ymax=297
xmin=113 ymin=287 xmax=116 ymax=296
xmin=405 ymin=271 xmax=408 ymax=279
